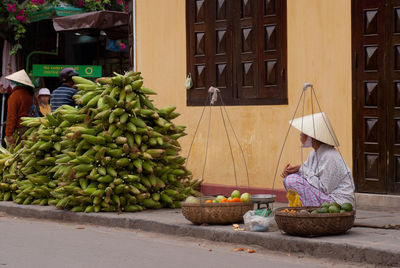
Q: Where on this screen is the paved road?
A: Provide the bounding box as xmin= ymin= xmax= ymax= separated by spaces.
xmin=0 ymin=214 xmax=372 ymax=268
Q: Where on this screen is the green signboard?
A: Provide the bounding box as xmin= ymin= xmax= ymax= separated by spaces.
xmin=29 ymin=2 xmax=83 ymax=23
xmin=33 ymin=64 xmax=102 ymax=78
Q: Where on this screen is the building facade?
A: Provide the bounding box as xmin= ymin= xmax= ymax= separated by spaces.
xmin=133 ymin=0 xmax=399 ymax=199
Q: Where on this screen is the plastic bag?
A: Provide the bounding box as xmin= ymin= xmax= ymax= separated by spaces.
xmin=185 ymin=73 xmax=193 ymax=89
xmin=243 ymin=209 xmax=278 ymax=232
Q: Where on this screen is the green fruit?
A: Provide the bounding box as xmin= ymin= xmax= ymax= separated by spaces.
xmin=215 ymin=195 xmax=225 ymax=203
xmin=328 ymin=205 xmax=340 ymax=213
xmin=240 ymin=192 xmax=251 ymax=202
xmin=230 ymin=190 xmax=240 ymax=199
xmin=330 ymin=202 xmax=341 ymax=208
xmin=321 ymin=202 xmax=331 ymax=208
xmin=319 ymin=207 xmax=328 ymax=213
xmin=311 ymin=209 xmax=320 ymax=214
xmin=184 ymin=196 xmax=200 ymax=204
xmin=341 ymin=203 xmax=353 ymax=212
xmin=340 ymin=210 xmax=346 ymax=213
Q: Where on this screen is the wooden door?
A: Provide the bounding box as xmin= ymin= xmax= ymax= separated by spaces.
xmin=353 ymin=0 xmax=400 ymax=194
xmin=386 ymin=0 xmax=400 ymax=193
xmin=353 ymin=0 xmax=387 ymax=193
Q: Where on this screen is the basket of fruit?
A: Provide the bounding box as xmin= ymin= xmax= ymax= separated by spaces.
xmin=181 ymin=190 xmax=254 ymax=225
xmin=274 ymin=202 xmax=355 ymax=237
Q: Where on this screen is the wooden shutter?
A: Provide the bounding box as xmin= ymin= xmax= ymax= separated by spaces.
xmin=259 ymin=0 xmax=287 ymax=103
xmin=233 ymin=0 xmax=287 ymax=105
xmin=186 ymin=0 xmax=287 ymax=106
xmin=232 ymin=0 xmax=259 ymax=102
xmin=186 ymin=0 xmax=234 ymax=106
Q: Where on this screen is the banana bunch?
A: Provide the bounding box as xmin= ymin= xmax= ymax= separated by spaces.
xmin=0 ymin=119 xmax=43 ymax=201
xmin=0 ymin=109 xmax=73 ymax=205
xmin=50 ymin=71 xmax=200 ymax=212
xmin=12 ymin=111 xmax=72 ymax=205
xmin=0 ymin=146 xmax=17 ymax=201
xmin=1 ymin=154 xmax=24 ymax=201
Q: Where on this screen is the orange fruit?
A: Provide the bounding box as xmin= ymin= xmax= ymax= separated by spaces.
xmin=221 ymin=198 xmax=228 ymax=203
xmin=231 ymin=197 xmax=242 ymax=202
xmin=205 ymin=200 xmax=213 ymax=203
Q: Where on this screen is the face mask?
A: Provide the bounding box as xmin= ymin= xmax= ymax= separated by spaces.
xmin=10 ymin=83 xmax=16 ymax=89
xmin=302 ymin=136 xmax=313 ymax=148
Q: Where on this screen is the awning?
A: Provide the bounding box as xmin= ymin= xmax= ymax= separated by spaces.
xmin=29 ymin=2 xmax=83 ymax=23
xmin=52 ymin=11 xmax=129 ymax=40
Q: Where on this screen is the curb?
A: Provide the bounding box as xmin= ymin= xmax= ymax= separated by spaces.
xmin=0 ymin=202 xmax=398 ymax=267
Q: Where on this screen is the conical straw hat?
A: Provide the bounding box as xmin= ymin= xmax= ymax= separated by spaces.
xmin=5 ymin=70 xmax=34 ymax=88
xmin=289 ymin=112 xmax=340 ymax=147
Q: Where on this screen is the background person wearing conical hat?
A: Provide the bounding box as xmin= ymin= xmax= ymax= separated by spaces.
xmin=4 ymin=70 xmax=37 ymax=146
xmin=281 ymin=112 xmax=355 ymax=206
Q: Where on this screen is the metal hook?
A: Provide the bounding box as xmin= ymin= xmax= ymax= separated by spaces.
xmin=303 ymin=83 xmax=313 ymax=91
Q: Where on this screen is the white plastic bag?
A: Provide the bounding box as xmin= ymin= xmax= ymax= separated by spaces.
xmin=185 ymin=73 xmax=193 ymax=89
xmin=243 ymin=209 xmax=279 ymax=232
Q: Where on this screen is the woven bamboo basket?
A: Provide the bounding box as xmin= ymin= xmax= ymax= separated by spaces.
xmin=181 ymin=197 xmax=254 ymax=225
xmin=274 ymin=207 xmax=355 ymax=237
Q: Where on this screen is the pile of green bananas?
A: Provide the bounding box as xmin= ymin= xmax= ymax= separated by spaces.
xmin=0 ymin=146 xmax=18 ymax=201
xmin=0 ymin=108 xmax=74 ymax=205
xmin=0 ymin=119 xmax=42 ymax=202
xmin=0 ymin=70 xmax=201 ymax=213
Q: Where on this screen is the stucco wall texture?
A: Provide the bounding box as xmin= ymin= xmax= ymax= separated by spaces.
xmin=135 ymin=0 xmax=352 ymax=190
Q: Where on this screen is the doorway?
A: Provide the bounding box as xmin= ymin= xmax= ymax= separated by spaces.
xmin=352 ymin=0 xmax=400 ymax=194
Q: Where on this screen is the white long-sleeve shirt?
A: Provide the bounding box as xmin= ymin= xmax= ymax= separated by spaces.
xmin=299 ymin=144 xmax=355 ymax=205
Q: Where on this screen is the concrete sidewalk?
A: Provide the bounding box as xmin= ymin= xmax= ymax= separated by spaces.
xmin=0 ymin=202 xmax=399 ymax=267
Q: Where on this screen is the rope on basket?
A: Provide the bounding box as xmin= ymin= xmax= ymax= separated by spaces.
xmin=271 ymin=87 xmax=306 ymax=209
xmin=185 ymin=86 xmax=251 ymax=196
xmin=218 ymin=91 xmax=250 ymax=190
xmin=309 ymin=87 xmax=357 ymax=208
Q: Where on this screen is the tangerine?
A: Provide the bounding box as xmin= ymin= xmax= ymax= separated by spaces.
xmin=231 ymin=197 xmax=242 ymax=202
xmin=205 ymin=200 xmax=213 ymax=203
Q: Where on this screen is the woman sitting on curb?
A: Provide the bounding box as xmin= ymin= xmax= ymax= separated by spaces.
xmin=281 ymin=112 xmax=355 ymax=207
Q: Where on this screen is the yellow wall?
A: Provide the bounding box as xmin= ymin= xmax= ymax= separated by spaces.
xmin=135 ymin=0 xmax=352 ymax=190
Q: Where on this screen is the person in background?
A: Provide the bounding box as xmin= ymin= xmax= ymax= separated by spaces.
xmin=4 ymin=69 xmax=36 ymax=146
xmin=38 ymin=88 xmax=51 ymax=116
xmin=50 ymin=67 xmax=78 ymax=112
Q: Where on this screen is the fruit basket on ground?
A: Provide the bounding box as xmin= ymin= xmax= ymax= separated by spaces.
xmin=182 ymin=191 xmax=254 ymax=225
xmin=271 ymin=84 xmax=356 ymax=237
xmin=274 ymin=202 xmax=355 ymax=237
